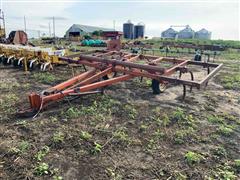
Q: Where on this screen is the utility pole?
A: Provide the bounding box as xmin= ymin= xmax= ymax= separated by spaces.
xmin=113 ymin=20 xmax=116 ymax=31
xmin=24 ymin=16 xmax=26 ymax=33
xmin=0 ymin=9 xmax=6 ymax=38
xmin=49 ymin=22 xmax=51 ymax=37
xmin=52 ymin=16 xmax=55 ymax=38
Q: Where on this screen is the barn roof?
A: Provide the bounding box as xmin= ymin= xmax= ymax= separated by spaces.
xmin=196 ymin=28 xmax=210 ymax=34
xmin=179 ymin=26 xmax=194 ymax=33
xmin=162 ymin=27 xmax=177 ymax=33
xmin=68 ymin=24 xmax=114 ymax=33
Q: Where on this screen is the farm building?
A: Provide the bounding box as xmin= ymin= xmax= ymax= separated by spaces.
xmin=65 ymin=24 xmax=114 ymax=40
xmin=161 ymin=28 xmax=178 ymax=39
xmin=195 ymin=28 xmax=211 ymax=40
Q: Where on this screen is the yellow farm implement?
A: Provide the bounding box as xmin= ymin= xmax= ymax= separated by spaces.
xmin=0 ymin=44 xmax=68 ymax=71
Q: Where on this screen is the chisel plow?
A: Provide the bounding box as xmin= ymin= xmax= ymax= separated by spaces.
xmin=17 ymin=50 xmax=223 ymax=117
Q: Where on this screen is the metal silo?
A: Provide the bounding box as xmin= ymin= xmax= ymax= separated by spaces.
xmin=134 ymin=23 xmax=145 ymax=39
xmin=178 ymin=25 xmax=194 ymax=39
xmin=161 ymin=28 xmax=178 ymax=38
xmin=195 ymin=28 xmax=211 ymax=40
xmin=123 ymin=20 xmax=134 ymax=39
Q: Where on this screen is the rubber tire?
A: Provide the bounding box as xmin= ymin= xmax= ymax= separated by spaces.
xmin=13 ymin=58 xmax=19 ymax=67
xmin=2 ymin=57 xmax=10 ymax=65
xmin=151 ymin=79 xmax=161 ymax=94
xmin=103 ymin=72 xmax=117 ymax=80
xmin=28 ymin=61 xmax=38 ymax=71
xmin=0 ymin=56 xmax=3 ymax=63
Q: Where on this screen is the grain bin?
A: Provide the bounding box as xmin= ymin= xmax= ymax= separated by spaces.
xmin=123 ymin=20 xmax=134 ymax=39
xmin=161 ymin=28 xmax=178 ymax=39
xmin=134 ymin=23 xmax=145 ymax=39
xmin=178 ymin=25 xmax=194 ymax=39
xmin=195 ymin=28 xmax=211 ymax=40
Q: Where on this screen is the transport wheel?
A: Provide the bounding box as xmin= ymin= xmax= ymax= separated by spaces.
xmin=0 ymin=56 xmax=3 ymax=63
xmin=103 ymin=72 xmax=117 ymax=80
xmin=28 ymin=61 xmax=38 ymax=70
xmin=151 ymin=79 xmax=167 ymax=94
xmin=2 ymin=57 xmax=10 ymax=65
xmin=13 ymin=58 xmax=19 ymax=67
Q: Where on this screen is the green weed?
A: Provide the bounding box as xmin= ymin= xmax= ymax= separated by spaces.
xmin=172 ymin=108 xmax=196 ymax=127
xmin=234 ymin=159 xmax=240 ymax=171
xmin=33 ymin=72 xmax=57 ymax=84
xmin=185 ymin=151 xmax=205 ymax=165
xmin=113 ymin=128 xmax=130 ymax=143
xmin=123 ymin=104 xmax=137 ymax=120
xmin=9 ymin=140 xmax=30 ymax=154
xmin=35 ymin=146 xmax=50 ymax=161
xmin=106 ymin=167 xmax=122 ymax=180
xmin=0 ymin=94 xmax=19 ymax=112
xmin=162 ymin=113 xmax=170 ymax=127
xmin=53 ymin=176 xmax=63 ymax=180
xmin=91 ymin=142 xmax=102 ymax=154
xmin=217 ymin=125 xmax=234 ymax=136
xmin=80 ymin=131 xmax=92 ymax=140
xmin=34 ymin=162 xmax=50 ymax=176
xmin=174 ymin=127 xmax=195 ymax=144
xmin=220 ymin=73 xmax=240 ymax=90
xmin=139 ymin=124 xmax=148 ymax=132
xmin=218 ymin=169 xmax=237 ymax=180
xmin=208 ymin=115 xmax=224 ymax=124
xmin=153 ymin=129 xmax=165 ymax=139
xmin=213 ymin=146 xmax=228 ymax=158
xmin=52 ymin=132 xmax=65 ymax=143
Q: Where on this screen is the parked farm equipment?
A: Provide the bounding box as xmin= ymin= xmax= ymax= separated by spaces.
xmin=17 ymin=50 xmax=223 ymax=117
xmin=0 ymin=43 xmax=67 ymax=71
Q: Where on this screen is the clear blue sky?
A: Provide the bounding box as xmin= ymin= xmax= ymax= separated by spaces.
xmin=1 ymin=0 xmax=239 ymax=40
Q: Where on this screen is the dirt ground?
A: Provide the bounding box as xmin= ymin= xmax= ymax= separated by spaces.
xmin=0 ymin=57 xmax=239 ymax=180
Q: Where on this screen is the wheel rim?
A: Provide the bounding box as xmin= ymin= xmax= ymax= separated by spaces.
xmin=159 ymin=83 xmax=166 ymax=92
xmin=107 ymin=72 xmax=115 ymax=79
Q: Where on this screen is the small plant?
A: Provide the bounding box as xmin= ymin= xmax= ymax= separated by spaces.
xmin=234 ymin=159 xmax=240 ymax=171
xmin=208 ymin=115 xmax=224 ymax=124
xmin=33 ymin=72 xmax=56 ymax=84
xmin=174 ymin=127 xmax=195 ymax=144
xmin=153 ymin=129 xmax=165 ymax=139
xmin=213 ymin=146 xmax=227 ymax=158
xmin=113 ymin=129 xmax=130 ymax=143
xmin=218 ymin=125 xmax=234 ymax=136
xmin=218 ymin=169 xmax=237 ymax=180
xmin=34 ymin=162 xmax=50 ymax=176
xmin=147 ymin=139 xmax=156 ymax=150
xmin=162 ymin=113 xmax=170 ymax=127
xmin=123 ymin=104 xmax=137 ymax=120
xmin=220 ymin=73 xmax=240 ymax=90
xmin=9 ymin=140 xmax=30 ymax=154
xmin=53 ymin=175 xmax=63 ymax=180
xmin=106 ymin=167 xmax=122 ymax=180
xmin=175 ymin=172 xmax=187 ymax=180
xmin=139 ymin=124 xmax=148 ymax=132
xmin=91 ymin=142 xmax=102 ymax=154
xmin=80 ymin=131 xmax=92 ymax=140
xmin=185 ymin=151 xmax=204 ymax=165
xmin=173 ymin=108 xmax=185 ymax=121
xmin=65 ymin=107 xmax=80 ymax=119
xmin=53 ymin=132 xmax=65 ymax=143
xmin=18 ymin=141 xmax=30 ymax=153
xmin=35 ymin=146 xmax=50 ymax=161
